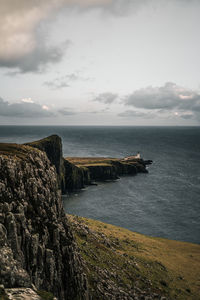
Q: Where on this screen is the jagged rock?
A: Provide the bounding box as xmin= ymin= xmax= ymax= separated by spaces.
xmin=25 ymin=135 xmax=66 ymax=193
xmin=26 ymin=135 xmax=150 ymax=193
xmin=5 ymin=287 xmax=43 ymax=299
xmin=63 ymin=160 xmax=87 ymax=192
xmin=0 ymin=144 xmax=88 ymax=300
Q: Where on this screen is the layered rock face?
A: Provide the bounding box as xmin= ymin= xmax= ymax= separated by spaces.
xmin=25 ymin=135 xmax=151 ymax=193
xmin=0 ymin=144 xmax=88 ymax=300
xmin=26 ymin=135 xmax=90 ymax=193
xmin=63 ymin=160 xmax=90 ymax=192
xmin=65 ymin=157 xmax=151 ymax=191
xmin=25 ymin=135 xmax=66 ymax=193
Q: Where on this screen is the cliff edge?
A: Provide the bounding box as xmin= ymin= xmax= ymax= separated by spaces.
xmin=26 ymin=135 xmax=152 ymax=193
xmin=0 ymin=142 xmax=88 ymax=300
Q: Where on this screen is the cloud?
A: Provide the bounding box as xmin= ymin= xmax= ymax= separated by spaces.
xmin=93 ymin=92 xmax=118 ymax=104
xmin=0 ymin=97 xmax=80 ymax=119
xmin=67 ymin=0 xmax=152 ymax=16
xmin=0 ymin=0 xmax=152 ymax=73
xmin=1 ymin=0 xmax=198 ymax=73
xmin=21 ymin=98 xmax=34 ymax=103
xmin=58 ymin=108 xmax=76 ymax=116
xmin=0 ymin=0 xmax=74 ymax=73
xmin=44 ymin=72 xmax=90 ymax=89
xmin=124 ymin=82 xmax=200 ymax=120
xmin=1 ymin=38 xmax=70 ymax=73
xmin=0 ymin=97 xmax=54 ymax=118
xmin=176 ymin=112 xmax=194 ymax=119
xmin=100 ymin=0 xmax=149 ymax=16
xmin=118 ymin=110 xmax=155 ymax=118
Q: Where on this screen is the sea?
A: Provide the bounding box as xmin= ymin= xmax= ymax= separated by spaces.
xmin=0 ymin=125 xmax=199 ymax=244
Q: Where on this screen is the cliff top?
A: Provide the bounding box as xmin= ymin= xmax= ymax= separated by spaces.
xmin=0 ymin=135 xmax=61 ymax=160
xmin=66 ymin=156 xmax=143 ymax=167
xmin=0 ymin=143 xmax=39 ymax=160
xmin=25 ymin=134 xmax=61 ymax=149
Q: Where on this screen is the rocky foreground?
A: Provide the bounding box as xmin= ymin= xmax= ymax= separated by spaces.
xmin=0 ymin=142 xmax=88 ymax=300
xmin=0 ymin=135 xmax=199 ymax=300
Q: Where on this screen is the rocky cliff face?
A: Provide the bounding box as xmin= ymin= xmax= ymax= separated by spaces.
xmin=25 ymin=135 xmax=90 ymax=193
xmin=25 ymin=135 xmax=66 ymax=193
xmin=65 ymin=157 xmax=150 ymax=191
xmin=25 ymin=135 xmax=150 ymax=193
xmin=0 ymin=143 xmax=88 ymax=300
xmin=63 ymin=160 xmax=90 ymax=192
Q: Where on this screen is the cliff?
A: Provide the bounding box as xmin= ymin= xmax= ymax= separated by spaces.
xmin=0 ymin=142 xmax=88 ymax=300
xmin=25 ymin=136 xmax=91 ymax=193
xmin=26 ymin=135 xmax=152 ymax=193
xmin=65 ymin=157 xmax=151 ymax=191
xmin=25 ymin=135 xmax=66 ymax=192
xmin=0 ymin=135 xmax=154 ymax=300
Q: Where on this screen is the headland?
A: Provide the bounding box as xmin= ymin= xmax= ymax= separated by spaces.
xmin=0 ymin=135 xmax=199 ymax=300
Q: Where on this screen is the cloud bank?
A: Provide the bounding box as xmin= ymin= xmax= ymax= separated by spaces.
xmin=58 ymin=108 xmax=76 ymax=116
xmin=93 ymin=92 xmax=118 ymax=104
xmin=123 ymin=82 xmax=200 ymax=120
xmin=118 ymin=110 xmax=155 ymax=119
xmin=0 ymin=0 xmax=151 ymax=73
xmin=0 ymin=97 xmax=53 ymax=118
xmin=0 ymin=97 xmax=78 ymax=119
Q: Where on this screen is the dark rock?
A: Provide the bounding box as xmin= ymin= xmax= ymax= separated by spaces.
xmin=0 ymin=145 xmax=88 ymax=300
xmin=25 ymin=135 xmax=67 ymax=193
xmin=63 ymin=159 xmax=87 ymax=192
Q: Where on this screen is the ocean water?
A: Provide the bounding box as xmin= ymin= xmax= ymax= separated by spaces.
xmin=0 ymin=125 xmax=199 ymax=244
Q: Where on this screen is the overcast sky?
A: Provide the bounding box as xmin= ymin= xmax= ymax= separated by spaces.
xmin=0 ymin=0 xmax=200 ymax=125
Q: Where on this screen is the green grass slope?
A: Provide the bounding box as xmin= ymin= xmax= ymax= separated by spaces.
xmin=68 ymin=215 xmax=200 ymax=300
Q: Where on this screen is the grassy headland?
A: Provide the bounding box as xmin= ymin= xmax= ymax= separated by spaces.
xmin=0 ymin=143 xmax=39 ymax=160
xmin=68 ymin=215 xmax=200 ymax=300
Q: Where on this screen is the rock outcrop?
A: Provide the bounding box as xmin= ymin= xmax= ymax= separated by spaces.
xmin=25 ymin=135 xmax=66 ymax=193
xmin=0 ymin=143 xmax=88 ymax=300
xmin=63 ymin=160 xmax=90 ymax=192
xmin=65 ymin=157 xmax=151 ymax=191
xmin=25 ymin=135 xmax=152 ymax=193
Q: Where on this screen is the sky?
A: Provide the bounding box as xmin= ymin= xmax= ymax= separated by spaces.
xmin=0 ymin=0 xmax=200 ymax=126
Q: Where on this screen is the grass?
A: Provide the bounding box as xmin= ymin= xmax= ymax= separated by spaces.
xmin=68 ymin=215 xmax=200 ymax=300
xmin=37 ymin=290 xmax=55 ymax=300
xmin=65 ymin=157 xmax=140 ymax=172
xmin=26 ymin=135 xmax=60 ymax=147
xmin=0 ymin=143 xmax=38 ymax=160
xmin=66 ymin=157 xmax=119 ymax=165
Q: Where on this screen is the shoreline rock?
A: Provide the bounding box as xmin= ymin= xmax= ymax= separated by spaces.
xmin=65 ymin=156 xmax=152 ymax=192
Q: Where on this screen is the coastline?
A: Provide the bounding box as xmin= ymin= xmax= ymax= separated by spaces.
xmin=0 ymin=135 xmax=199 ymax=300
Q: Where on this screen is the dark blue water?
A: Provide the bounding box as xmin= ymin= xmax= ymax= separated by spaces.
xmin=0 ymin=126 xmax=199 ymax=244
